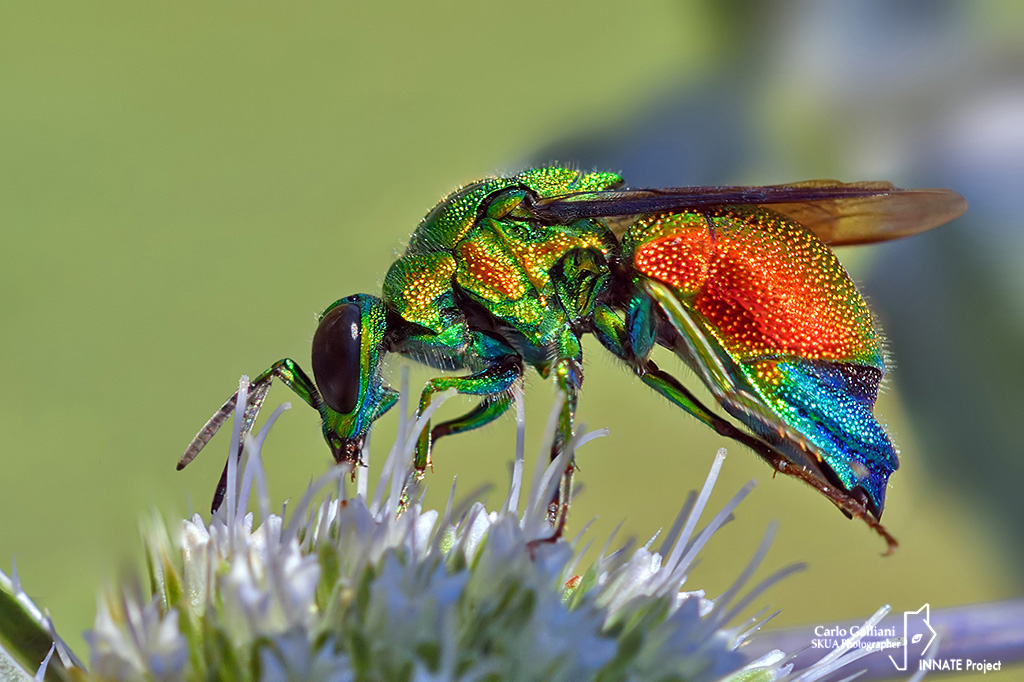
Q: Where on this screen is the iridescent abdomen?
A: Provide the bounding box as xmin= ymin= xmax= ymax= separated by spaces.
xmin=632 ymin=206 xmax=882 ymax=368
xmin=626 ymin=206 xmax=897 ymax=513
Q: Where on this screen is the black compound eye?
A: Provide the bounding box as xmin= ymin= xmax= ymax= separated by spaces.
xmin=312 ymin=303 xmax=362 ymax=414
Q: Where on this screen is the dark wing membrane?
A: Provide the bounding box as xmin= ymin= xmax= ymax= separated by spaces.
xmin=527 ymin=180 xmax=966 ymax=245
xmin=768 ymin=182 xmax=967 ymax=246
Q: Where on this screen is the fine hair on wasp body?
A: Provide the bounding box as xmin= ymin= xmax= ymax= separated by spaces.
xmin=179 ymin=166 xmax=966 ymax=552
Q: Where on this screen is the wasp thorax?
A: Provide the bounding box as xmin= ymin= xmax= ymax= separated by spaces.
xmin=312 ymin=302 xmax=363 ymax=415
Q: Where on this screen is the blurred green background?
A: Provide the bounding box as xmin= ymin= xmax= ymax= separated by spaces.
xmin=1 ymin=1 xmax=1021 ymax=678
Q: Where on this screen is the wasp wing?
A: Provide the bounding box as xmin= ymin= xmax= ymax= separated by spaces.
xmin=528 ymin=180 xmax=966 ymax=245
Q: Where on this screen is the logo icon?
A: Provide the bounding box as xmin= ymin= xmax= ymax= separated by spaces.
xmin=889 ymin=603 xmax=937 ymax=671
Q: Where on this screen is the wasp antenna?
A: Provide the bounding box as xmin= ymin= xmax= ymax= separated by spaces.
xmin=177 ymin=379 xmax=271 ymax=471
xmin=177 ymin=388 xmax=242 ymax=470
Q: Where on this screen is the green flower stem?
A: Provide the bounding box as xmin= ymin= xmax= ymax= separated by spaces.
xmin=0 ymin=565 xmax=81 ymax=682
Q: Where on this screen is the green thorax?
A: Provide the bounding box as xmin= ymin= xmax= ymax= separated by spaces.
xmin=406 ymin=167 xmax=622 ymax=254
xmin=386 ymin=168 xmax=622 ymax=356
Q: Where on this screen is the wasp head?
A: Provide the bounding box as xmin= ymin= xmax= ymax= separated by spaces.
xmin=311 ymin=294 xmax=398 ymax=464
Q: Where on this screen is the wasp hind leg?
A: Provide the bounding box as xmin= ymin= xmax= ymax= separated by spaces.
xmin=594 ymin=303 xmax=898 ymax=551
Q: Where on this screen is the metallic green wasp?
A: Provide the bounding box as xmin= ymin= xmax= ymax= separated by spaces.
xmin=178 ymin=167 xmax=965 ymax=549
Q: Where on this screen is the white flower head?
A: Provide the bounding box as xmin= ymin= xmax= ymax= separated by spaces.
xmin=1 ymin=375 xmax=899 ymax=681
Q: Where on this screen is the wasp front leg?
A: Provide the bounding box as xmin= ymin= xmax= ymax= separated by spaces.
xmin=413 ymin=349 xmax=524 ymax=473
